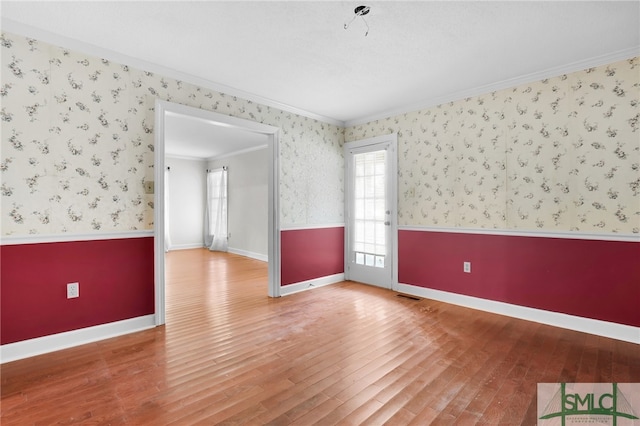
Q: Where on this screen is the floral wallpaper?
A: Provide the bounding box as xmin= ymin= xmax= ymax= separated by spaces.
xmin=346 ymin=57 xmax=640 ymax=234
xmin=3 ymin=30 xmax=636 ymax=237
xmin=1 ymin=31 xmax=344 ymax=236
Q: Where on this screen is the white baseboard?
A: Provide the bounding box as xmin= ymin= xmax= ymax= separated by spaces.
xmin=228 ymin=247 xmax=268 ymax=262
xmin=168 ymin=243 xmax=205 ymax=251
xmin=280 ymin=273 xmax=345 ymax=296
xmin=0 ymin=314 xmax=156 ymax=363
xmin=396 ymin=283 xmax=639 ymax=344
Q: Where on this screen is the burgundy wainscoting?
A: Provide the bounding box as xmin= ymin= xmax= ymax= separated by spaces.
xmin=1 ymin=237 xmax=155 ymax=345
xmin=399 ymin=230 xmax=640 ymax=327
xmin=281 ymin=227 xmax=344 ymax=286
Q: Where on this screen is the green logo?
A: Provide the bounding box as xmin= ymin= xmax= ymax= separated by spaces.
xmin=539 ymin=383 xmax=639 ymax=426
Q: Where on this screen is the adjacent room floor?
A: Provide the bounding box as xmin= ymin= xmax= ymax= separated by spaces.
xmin=1 ymin=249 xmax=638 ymax=424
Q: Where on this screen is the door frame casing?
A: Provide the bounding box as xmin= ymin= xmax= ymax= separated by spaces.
xmin=344 ymin=133 xmax=399 ymax=291
xmin=154 ymin=100 xmax=281 ymax=326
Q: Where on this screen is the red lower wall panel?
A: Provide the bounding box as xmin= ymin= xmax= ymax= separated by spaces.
xmin=1 ymin=237 xmax=155 ymax=345
xmin=399 ymin=230 xmax=640 ymax=327
xmin=281 ymin=227 xmax=344 ymax=286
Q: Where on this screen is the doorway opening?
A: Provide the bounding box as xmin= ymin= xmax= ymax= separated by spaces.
xmin=154 ymin=100 xmax=281 ymax=326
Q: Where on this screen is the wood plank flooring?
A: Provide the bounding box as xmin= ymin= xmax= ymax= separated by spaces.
xmin=2 ymin=249 xmax=638 ymax=424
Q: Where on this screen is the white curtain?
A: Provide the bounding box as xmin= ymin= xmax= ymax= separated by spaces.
xmin=164 ymin=167 xmax=172 ymax=252
xmin=205 ymin=168 xmax=228 ymax=252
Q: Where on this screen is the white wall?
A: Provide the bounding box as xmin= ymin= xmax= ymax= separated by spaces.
xmin=166 ymin=156 xmax=207 ymax=250
xmin=209 ymin=147 xmax=268 ymax=260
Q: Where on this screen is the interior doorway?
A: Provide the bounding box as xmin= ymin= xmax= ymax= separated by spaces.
xmin=154 ymin=100 xmax=281 ymax=326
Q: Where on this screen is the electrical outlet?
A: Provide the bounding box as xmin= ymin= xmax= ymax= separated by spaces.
xmin=463 ymin=262 xmax=471 ymax=273
xmin=67 ymin=282 xmax=79 ymax=299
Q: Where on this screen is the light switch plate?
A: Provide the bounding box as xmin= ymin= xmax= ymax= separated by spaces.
xmin=144 ymin=181 xmax=154 ymax=194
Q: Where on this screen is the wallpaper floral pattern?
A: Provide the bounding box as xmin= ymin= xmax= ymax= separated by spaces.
xmin=2 ymin=30 xmax=637 ymax=236
xmin=1 ymin=32 xmax=344 ymax=236
xmin=346 ymin=57 xmax=640 ymax=234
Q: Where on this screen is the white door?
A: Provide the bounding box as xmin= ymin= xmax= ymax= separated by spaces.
xmin=345 ymin=134 xmax=398 ymax=289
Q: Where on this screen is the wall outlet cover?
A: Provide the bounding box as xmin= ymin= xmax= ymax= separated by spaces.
xmin=463 ymin=262 xmax=471 ymax=273
xmin=67 ymin=282 xmax=79 ymax=299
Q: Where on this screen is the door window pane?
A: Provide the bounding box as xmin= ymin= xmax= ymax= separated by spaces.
xmin=352 ymin=149 xmax=387 ymax=267
xmin=364 ymin=199 xmax=375 ymax=220
xmin=365 ymin=254 xmax=375 ymax=266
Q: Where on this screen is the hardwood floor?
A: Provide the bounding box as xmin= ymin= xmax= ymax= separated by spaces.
xmin=2 ymin=249 xmax=638 ymax=425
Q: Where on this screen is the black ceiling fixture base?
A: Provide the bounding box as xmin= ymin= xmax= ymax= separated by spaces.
xmin=345 ymin=5 xmax=371 ymax=36
xmin=354 ymin=5 xmax=370 ymax=16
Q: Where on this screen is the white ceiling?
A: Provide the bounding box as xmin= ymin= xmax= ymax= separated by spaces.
xmin=2 ymin=1 xmax=639 ymax=128
xmin=164 ymin=111 xmax=268 ymax=159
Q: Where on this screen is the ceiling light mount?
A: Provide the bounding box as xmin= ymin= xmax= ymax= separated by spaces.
xmin=344 ymin=5 xmax=371 ymax=36
xmin=354 ymin=5 xmax=370 ymax=16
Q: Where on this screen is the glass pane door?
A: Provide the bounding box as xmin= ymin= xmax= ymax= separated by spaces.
xmin=345 ymin=134 xmax=396 ymax=289
xmin=353 ymin=150 xmax=387 ymax=268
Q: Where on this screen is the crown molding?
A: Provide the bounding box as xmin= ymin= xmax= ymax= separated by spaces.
xmin=207 ymin=144 xmax=268 ymax=162
xmin=165 ymin=153 xmax=208 ymax=162
xmin=345 ymin=46 xmax=640 ymax=127
xmin=0 ymin=19 xmax=345 ymax=128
